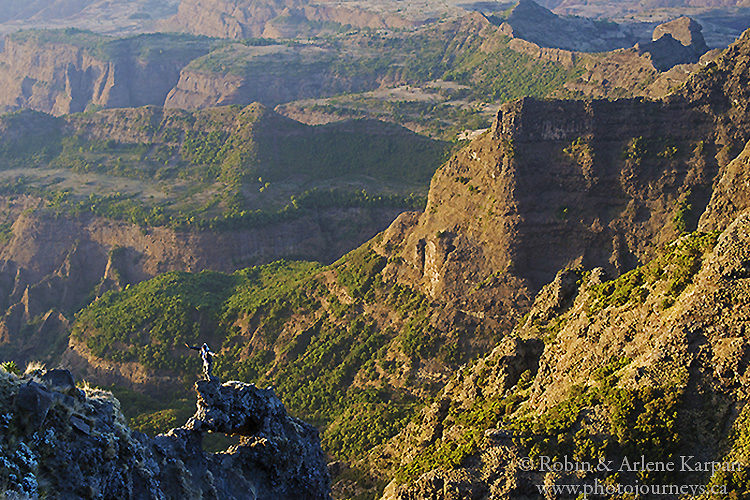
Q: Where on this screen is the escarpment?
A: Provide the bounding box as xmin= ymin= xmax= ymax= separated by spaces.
xmin=164 ymin=0 xmax=416 ymax=40
xmin=0 ymin=367 xmax=330 ymax=499
xmin=0 ymin=32 xmax=214 ymax=115
xmin=369 ymin=27 xmax=750 ymax=500
xmin=379 ymin=27 xmax=750 ymax=321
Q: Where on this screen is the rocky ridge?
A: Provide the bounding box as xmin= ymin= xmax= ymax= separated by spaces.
xmin=164 ymin=0 xmax=417 ymax=40
xmin=0 ymin=366 xmax=329 ymax=498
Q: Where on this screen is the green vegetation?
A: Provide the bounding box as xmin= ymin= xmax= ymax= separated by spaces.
xmin=0 ymin=221 xmax=13 ymax=245
xmin=394 ymin=393 xmax=509 ymax=483
xmin=0 ymin=361 xmax=19 ymax=375
xmin=512 ymin=357 xmax=684 ymax=483
xmin=395 ymin=356 xmax=685 ymax=486
xmin=8 ymin=29 xmax=220 ymax=63
xmin=72 ymin=247 xmax=444 ymax=462
xmin=305 ymin=99 xmax=491 ymax=140
xmin=107 ymin=384 xmax=194 ymax=437
xmin=704 ymin=403 xmax=750 ymax=499
xmin=587 ymin=232 xmax=718 ymax=312
xmin=72 ymin=262 xmax=320 ymax=372
xmin=0 ymin=104 xmax=445 ymax=231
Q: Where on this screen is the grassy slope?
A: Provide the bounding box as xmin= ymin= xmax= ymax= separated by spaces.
xmin=0 ymin=104 xmax=449 ymax=230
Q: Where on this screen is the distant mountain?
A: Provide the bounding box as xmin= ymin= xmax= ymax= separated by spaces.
xmin=0 ymin=0 xmax=179 ymax=35
xmin=163 ymin=0 xmax=417 ymax=39
xmin=496 ymin=0 xmax=644 ymax=51
xmin=0 ymin=0 xmax=97 ymax=23
xmin=541 ymin=0 xmax=750 ymax=11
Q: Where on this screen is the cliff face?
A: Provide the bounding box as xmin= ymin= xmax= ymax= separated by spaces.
xmin=379 ymin=98 xmax=712 ymax=321
xmin=0 ymin=367 xmax=330 ymax=499
xmin=0 ymin=32 xmax=213 ymax=115
xmin=366 ymin=28 xmax=750 ymax=500
xmin=163 ymin=44 xmax=379 ymax=109
xmin=0 ymin=205 xmax=404 ymax=366
xmin=378 ymin=28 xmax=750 ymax=321
xmin=165 ymin=0 xmax=415 ymax=39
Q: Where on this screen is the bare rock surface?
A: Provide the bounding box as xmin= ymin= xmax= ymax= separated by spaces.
xmin=0 ymin=367 xmax=330 ymax=499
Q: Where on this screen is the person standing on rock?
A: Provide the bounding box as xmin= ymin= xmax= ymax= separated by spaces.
xmin=185 ymin=342 xmax=217 ymax=380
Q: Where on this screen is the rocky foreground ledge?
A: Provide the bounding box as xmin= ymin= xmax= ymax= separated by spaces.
xmin=0 ymin=368 xmax=330 ymax=499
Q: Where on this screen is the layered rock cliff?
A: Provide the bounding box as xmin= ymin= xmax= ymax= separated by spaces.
xmin=163 ymin=44 xmax=380 ymax=109
xmin=0 ymin=367 xmax=330 ymax=498
xmin=378 ymin=26 xmax=750 ymax=323
xmin=0 ymin=31 xmax=214 ymax=115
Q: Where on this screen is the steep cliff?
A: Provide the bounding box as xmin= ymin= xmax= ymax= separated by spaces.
xmin=0 ymin=367 xmax=330 ymax=498
xmin=163 ymin=43 xmax=381 ymax=109
xmin=0 ymin=30 xmax=215 ymax=115
xmin=377 ymin=26 xmax=750 ymax=319
xmin=164 ymin=0 xmax=416 ymax=39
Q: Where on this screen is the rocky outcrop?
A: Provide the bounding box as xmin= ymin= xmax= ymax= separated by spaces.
xmin=560 ymin=16 xmax=716 ymax=98
xmin=653 ymin=16 xmax=710 ymax=54
xmin=634 ymin=16 xmax=710 ymax=71
xmin=379 ymin=97 xmax=714 ymax=316
xmin=0 ymin=367 xmax=330 ymax=498
xmin=498 ymin=0 xmax=642 ymax=52
xmin=184 ymin=378 xmax=330 ymax=498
